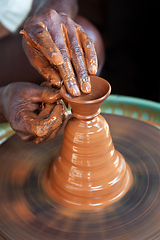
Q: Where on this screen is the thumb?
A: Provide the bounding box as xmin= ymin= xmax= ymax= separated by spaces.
xmin=25 ymin=84 xmax=61 ymax=104
xmin=41 ymin=87 xmax=61 ymax=103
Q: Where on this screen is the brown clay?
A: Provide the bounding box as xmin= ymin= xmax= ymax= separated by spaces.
xmin=44 ymin=76 xmax=132 ymax=210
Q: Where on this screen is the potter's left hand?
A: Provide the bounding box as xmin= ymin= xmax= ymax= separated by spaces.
xmin=20 ymin=9 xmax=98 ymax=97
xmin=0 ymin=82 xmax=68 ymax=144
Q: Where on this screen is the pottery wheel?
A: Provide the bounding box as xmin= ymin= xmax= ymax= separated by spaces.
xmin=0 ymin=114 xmax=160 ymax=240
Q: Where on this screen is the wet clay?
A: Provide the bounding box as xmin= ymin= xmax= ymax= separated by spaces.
xmin=44 ymin=76 xmax=133 ymax=210
xmin=20 ymin=14 xmax=98 ymax=97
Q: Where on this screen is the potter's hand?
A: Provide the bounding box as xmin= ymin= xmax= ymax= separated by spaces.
xmin=20 ymin=9 xmax=98 ymax=96
xmin=0 ymin=82 xmax=67 ymax=143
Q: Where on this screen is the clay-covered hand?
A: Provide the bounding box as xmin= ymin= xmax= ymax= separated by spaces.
xmin=1 ymin=82 xmax=67 ymax=143
xmin=20 ymin=9 xmax=98 ymax=96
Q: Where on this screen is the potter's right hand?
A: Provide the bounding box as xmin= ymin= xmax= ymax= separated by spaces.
xmin=0 ymin=82 xmax=68 ymax=144
xmin=20 ymin=9 xmax=98 ymax=96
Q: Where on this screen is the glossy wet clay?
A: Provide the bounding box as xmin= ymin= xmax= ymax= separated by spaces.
xmin=44 ymin=76 xmax=133 ymax=210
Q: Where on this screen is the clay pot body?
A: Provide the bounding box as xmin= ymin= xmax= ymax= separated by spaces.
xmin=44 ymin=76 xmax=132 ymax=210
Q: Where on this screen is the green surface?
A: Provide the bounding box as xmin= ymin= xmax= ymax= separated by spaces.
xmin=101 ymin=95 xmax=160 ymax=127
xmin=0 ymin=123 xmax=14 ymax=145
xmin=0 ymin=95 xmax=160 ymax=145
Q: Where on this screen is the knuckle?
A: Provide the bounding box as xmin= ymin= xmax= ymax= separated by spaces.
xmin=62 ymin=15 xmax=72 ymax=26
xmin=24 ymin=15 xmax=41 ymax=31
xmin=59 ymin=47 xmax=68 ymax=59
xmin=71 ymin=44 xmax=83 ymax=56
xmin=86 ymin=38 xmax=94 ymax=48
xmin=66 ymin=17 xmax=73 ymax=25
xmin=80 ymin=67 xmax=88 ymax=75
xmin=44 ymin=9 xmax=58 ymax=21
xmin=54 ymin=47 xmax=68 ymax=63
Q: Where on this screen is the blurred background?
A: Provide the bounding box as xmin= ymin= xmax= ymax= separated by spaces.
xmin=79 ymin=0 xmax=160 ymax=102
xmin=0 ymin=0 xmax=159 ymax=102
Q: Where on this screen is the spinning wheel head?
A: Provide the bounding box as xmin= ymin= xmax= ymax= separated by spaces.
xmin=0 ymin=114 xmax=159 ymax=239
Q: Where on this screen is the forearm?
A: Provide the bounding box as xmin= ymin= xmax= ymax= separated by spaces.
xmin=31 ymin=0 xmax=78 ymax=19
xmin=0 ymin=87 xmax=7 ymax=123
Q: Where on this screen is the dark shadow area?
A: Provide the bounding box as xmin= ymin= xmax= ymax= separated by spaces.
xmin=0 ymin=33 xmax=44 ymax=87
xmin=78 ymin=0 xmax=160 ymax=102
xmin=0 ymin=0 xmax=159 ymax=102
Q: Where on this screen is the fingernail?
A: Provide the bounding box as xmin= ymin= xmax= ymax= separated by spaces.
xmin=89 ymin=64 xmax=97 ymax=75
xmin=82 ymin=81 xmax=91 ymax=93
xmin=52 ymin=52 xmax=64 ymax=65
xmin=70 ymin=85 xmax=81 ymax=96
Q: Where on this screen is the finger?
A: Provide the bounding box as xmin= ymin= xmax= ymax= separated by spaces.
xmin=78 ymin=26 xmax=98 ymax=75
xmin=41 ymin=81 xmax=53 ymax=88
xmin=22 ymin=23 xmax=80 ymax=96
xmin=19 ymin=106 xmax=61 ymax=139
xmin=44 ymin=67 xmax=62 ymax=87
xmin=17 ymin=103 xmax=67 ymax=143
xmin=19 ymin=110 xmax=36 ymax=122
xmin=12 ymin=111 xmax=36 ymax=139
xmin=37 ymin=26 xmax=81 ymax=96
xmin=38 ymin=103 xmax=56 ymax=119
xmin=31 ymin=106 xmax=68 ymax=144
xmin=44 ymin=12 xmax=80 ymax=96
xmin=19 ymin=101 xmax=40 ymax=112
xmin=32 ymin=103 xmax=65 ymax=138
xmin=31 ymin=128 xmax=58 ymax=144
xmin=21 ymin=84 xmax=61 ymax=104
xmin=32 ymin=103 xmax=68 ymax=143
xmin=21 ymin=32 xmax=62 ymax=87
xmin=58 ymin=58 xmax=80 ymax=96
xmin=21 ymin=24 xmax=64 ymax=66
xmin=41 ymin=88 xmax=61 ymax=103
xmin=62 ymin=20 xmax=91 ymax=94
xmin=45 ymin=105 xmax=68 ymax=143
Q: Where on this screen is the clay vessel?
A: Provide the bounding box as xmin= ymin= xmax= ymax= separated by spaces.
xmin=44 ymin=76 xmax=132 ymax=210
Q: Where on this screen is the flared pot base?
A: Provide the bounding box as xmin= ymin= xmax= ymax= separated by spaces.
xmin=43 ymin=115 xmax=133 ymax=210
xmin=44 ymin=160 xmax=132 ymax=210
